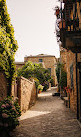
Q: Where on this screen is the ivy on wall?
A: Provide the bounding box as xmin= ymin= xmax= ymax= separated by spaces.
xmin=56 ymin=61 xmax=67 ymax=90
xmin=0 ymin=0 xmax=18 ymax=95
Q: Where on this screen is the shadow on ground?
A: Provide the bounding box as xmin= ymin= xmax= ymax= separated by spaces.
xmin=10 ymin=88 xmax=81 ymax=137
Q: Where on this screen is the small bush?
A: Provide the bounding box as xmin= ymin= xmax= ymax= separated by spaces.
xmin=50 ymin=78 xmax=55 ymax=87
xmin=0 ymin=96 xmax=21 ymax=133
xmin=59 ymin=70 xmax=67 ymax=89
xmin=38 ymin=84 xmax=43 ymax=91
xmin=42 ymin=81 xmax=49 ymax=91
xmin=33 ymin=78 xmax=40 ymax=89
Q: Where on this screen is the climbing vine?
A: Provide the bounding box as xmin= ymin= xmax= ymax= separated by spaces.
xmin=56 ymin=61 xmax=67 ymax=90
xmin=0 ymin=0 xmax=18 ymax=95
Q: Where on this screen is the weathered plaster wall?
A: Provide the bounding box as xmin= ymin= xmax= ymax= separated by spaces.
xmin=0 ymin=71 xmax=7 ymax=100
xmin=17 ymin=77 xmax=37 ymax=112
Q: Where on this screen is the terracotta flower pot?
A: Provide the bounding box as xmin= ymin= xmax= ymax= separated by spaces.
xmin=56 ymin=9 xmax=60 ymax=16
xmin=39 ymin=90 xmax=41 ymax=93
xmin=59 ymin=19 xmax=66 ymax=29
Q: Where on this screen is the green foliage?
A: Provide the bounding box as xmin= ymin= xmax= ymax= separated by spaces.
xmin=56 ymin=61 xmax=67 ymax=89
xmin=56 ymin=62 xmax=62 ymax=84
xmin=42 ymin=81 xmax=49 ymax=91
xmin=38 ymin=84 xmax=43 ymax=91
xmin=34 ymin=63 xmax=51 ymax=85
xmin=0 ymin=0 xmax=18 ymax=95
xmin=17 ymin=61 xmax=51 ymax=91
xmin=59 ymin=70 xmax=67 ymax=89
xmin=33 ymin=78 xmax=40 ymax=89
xmin=50 ymin=78 xmax=55 ymax=87
xmin=17 ymin=61 xmax=34 ymax=78
xmin=0 ymin=96 xmax=21 ymax=132
xmin=0 ymin=0 xmax=18 ymax=52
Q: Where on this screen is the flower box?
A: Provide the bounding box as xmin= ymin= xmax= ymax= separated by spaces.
xmin=59 ymin=20 xmax=66 ymax=29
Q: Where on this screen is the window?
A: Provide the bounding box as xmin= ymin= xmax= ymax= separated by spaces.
xmin=48 ymin=68 xmax=51 ymax=75
xmin=39 ymin=59 xmax=43 ymax=62
xmin=70 ymin=64 xmax=73 ymax=88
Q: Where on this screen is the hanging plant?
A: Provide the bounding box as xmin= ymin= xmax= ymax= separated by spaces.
xmin=56 ymin=8 xmax=60 ymax=16
xmin=64 ymin=86 xmax=72 ymax=94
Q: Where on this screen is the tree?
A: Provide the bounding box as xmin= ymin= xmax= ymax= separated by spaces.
xmin=56 ymin=62 xmax=67 ymax=90
xmin=17 ymin=61 xmax=51 ymax=91
xmin=56 ymin=62 xmax=61 ymax=84
xmin=17 ymin=61 xmax=34 ymax=79
xmin=0 ymin=0 xmax=18 ymax=95
xmin=59 ymin=69 xmax=67 ymax=89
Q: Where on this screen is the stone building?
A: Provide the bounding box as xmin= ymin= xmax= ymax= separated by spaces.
xmin=60 ymin=41 xmax=81 ymax=122
xmin=15 ymin=54 xmax=58 ymax=86
xmin=60 ymin=48 xmax=81 ymax=121
xmin=60 ymin=47 xmax=67 ymax=72
xmin=56 ymin=0 xmax=81 ymax=122
xmin=24 ymin=54 xmax=58 ymax=86
xmin=60 ymin=49 xmax=76 ymax=111
xmin=15 ymin=62 xmax=25 ymax=70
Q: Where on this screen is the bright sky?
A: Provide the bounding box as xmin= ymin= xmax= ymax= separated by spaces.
xmin=6 ymin=0 xmax=60 ymax=62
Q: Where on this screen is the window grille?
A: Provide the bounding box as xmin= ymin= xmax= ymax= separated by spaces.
xmin=39 ymin=59 xmax=43 ymax=62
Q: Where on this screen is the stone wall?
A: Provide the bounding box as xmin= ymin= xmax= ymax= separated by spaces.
xmin=61 ymin=50 xmax=77 ymax=114
xmin=17 ymin=77 xmax=37 ymax=112
xmin=0 ymin=71 xmax=7 ymax=100
xmin=66 ymin=50 xmax=77 ymax=113
xmin=15 ymin=62 xmax=25 ymax=70
xmin=60 ymin=48 xmax=67 ymax=72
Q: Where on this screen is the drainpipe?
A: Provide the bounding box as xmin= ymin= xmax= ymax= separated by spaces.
xmin=76 ymin=53 xmax=79 ymax=119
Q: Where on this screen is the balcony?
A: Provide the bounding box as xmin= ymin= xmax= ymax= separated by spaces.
xmin=59 ymin=0 xmax=81 ymax=53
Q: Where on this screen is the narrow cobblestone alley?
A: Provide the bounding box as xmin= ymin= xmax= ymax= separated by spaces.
xmin=11 ymin=87 xmax=81 ymax=137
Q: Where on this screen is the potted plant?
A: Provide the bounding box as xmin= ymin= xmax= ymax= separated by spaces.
xmin=56 ymin=8 xmax=60 ymax=16
xmin=59 ymin=19 xmax=66 ymax=29
xmin=64 ymin=86 xmax=72 ymax=94
xmin=0 ymin=96 xmax=21 ymax=137
xmin=38 ymin=84 xmax=43 ymax=93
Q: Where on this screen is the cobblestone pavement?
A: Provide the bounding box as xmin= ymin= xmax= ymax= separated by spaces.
xmin=11 ymin=87 xmax=81 ymax=137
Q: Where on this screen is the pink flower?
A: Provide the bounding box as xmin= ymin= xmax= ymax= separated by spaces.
xmin=16 ymin=111 xmax=19 ymax=115
xmin=1 ymin=104 xmax=6 ymax=108
xmin=2 ymin=113 xmax=9 ymax=118
xmin=12 ymin=106 xmax=16 ymax=111
xmin=12 ymin=105 xmax=16 ymax=110
xmin=64 ymin=86 xmax=72 ymax=93
xmin=6 ymin=103 xmax=10 ymax=108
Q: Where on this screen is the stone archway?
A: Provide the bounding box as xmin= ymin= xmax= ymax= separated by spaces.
xmin=0 ymin=71 xmax=7 ymax=100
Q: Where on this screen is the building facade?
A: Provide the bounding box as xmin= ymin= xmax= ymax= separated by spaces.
xmin=56 ymin=0 xmax=81 ymax=122
xmin=60 ymin=47 xmax=81 ymax=121
xmin=15 ymin=62 xmax=25 ymax=70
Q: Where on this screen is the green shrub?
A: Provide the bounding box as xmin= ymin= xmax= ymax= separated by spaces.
xmin=42 ymin=81 xmax=49 ymax=91
xmin=50 ymin=78 xmax=55 ymax=87
xmin=38 ymin=84 xmax=43 ymax=91
xmin=0 ymin=0 xmax=18 ymax=95
xmin=17 ymin=61 xmax=51 ymax=91
xmin=59 ymin=70 xmax=67 ymax=89
xmin=0 ymin=96 xmax=21 ymax=133
xmin=56 ymin=61 xmax=67 ymax=89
